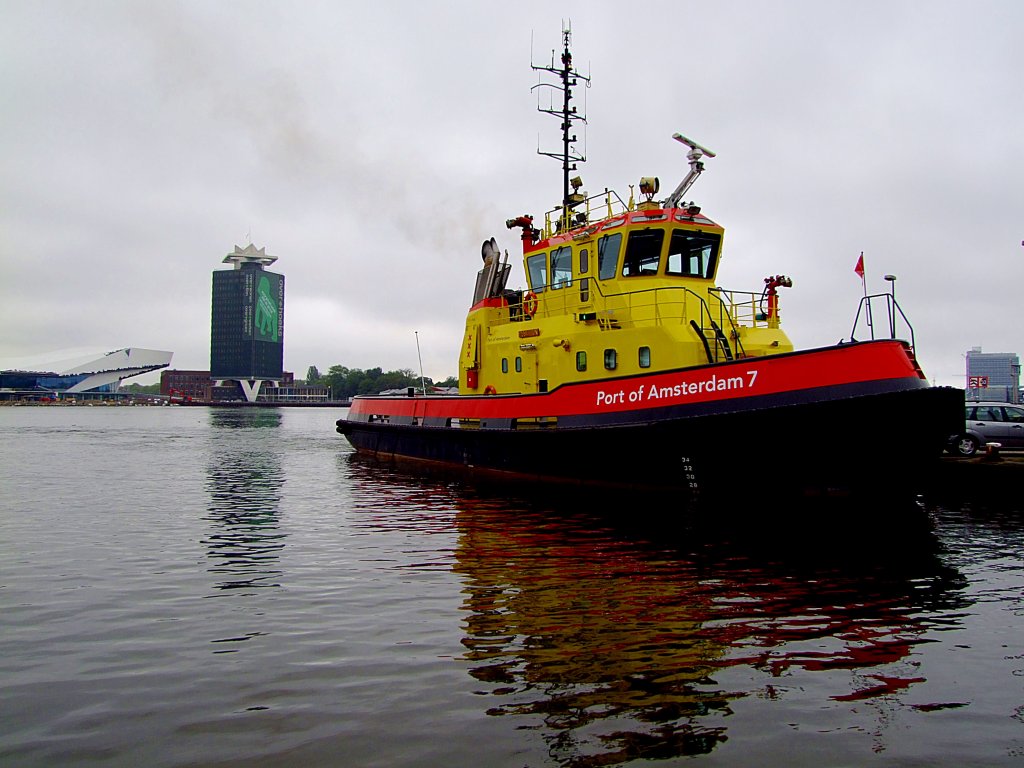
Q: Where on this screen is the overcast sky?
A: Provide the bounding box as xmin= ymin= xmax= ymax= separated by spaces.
xmin=2 ymin=0 xmax=1022 ymax=386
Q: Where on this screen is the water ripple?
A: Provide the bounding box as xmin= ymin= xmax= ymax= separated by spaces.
xmin=2 ymin=408 xmax=1024 ymax=766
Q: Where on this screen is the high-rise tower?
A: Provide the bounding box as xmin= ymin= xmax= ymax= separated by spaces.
xmin=210 ymin=243 xmax=285 ymax=402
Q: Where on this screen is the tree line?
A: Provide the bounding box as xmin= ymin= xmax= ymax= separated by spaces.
xmin=306 ymin=365 xmax=457 ymax=400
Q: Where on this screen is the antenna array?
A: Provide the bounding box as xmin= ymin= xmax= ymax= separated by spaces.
xmin=531 ymin=23 xmax=590 ymax=217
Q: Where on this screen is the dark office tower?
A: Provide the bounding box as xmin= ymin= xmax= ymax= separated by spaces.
xmin=210 ymin=243 xmax=285 ymax=402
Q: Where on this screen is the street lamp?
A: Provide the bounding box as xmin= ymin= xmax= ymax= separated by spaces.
xmin=883 ymin=274 xmax=897 ymax=338
xmin=883 ymin=274 xmax=897 ymax=299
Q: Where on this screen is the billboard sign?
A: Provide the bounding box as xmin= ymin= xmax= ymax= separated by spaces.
xmin=254 ymin=273 xmax=282 ymax=342
xmin=242 ymin=271 xmax=284 ymax=344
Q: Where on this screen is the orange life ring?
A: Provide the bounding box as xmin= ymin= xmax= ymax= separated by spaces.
xmin=522 ymin=291 xmax=539 ymax=318
xmin=483 ymin=385 xmax=497 ymax=395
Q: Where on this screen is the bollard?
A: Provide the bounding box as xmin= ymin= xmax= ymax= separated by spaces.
xmin=982 ymin=442 xmax=1003 ymax=462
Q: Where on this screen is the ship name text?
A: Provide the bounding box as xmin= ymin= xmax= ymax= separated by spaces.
xmin=595 ymin=370 xmax=758 ymax=407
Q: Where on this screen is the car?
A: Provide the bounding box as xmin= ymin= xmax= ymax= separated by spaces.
xmin=950 ymin=401 xmax=1024 ymax=456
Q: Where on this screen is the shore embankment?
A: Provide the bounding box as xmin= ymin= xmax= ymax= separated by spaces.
xmin=926 ymin=453 xmax=1024 ymax=503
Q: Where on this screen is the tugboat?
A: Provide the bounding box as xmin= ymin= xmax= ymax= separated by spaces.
xmin=337 ymin=30 xmax=963 ymax=498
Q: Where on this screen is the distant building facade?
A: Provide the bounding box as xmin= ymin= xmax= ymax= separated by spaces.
xmin=211 ymin=243 xmax=285 ymax=402
xmin=0 ymin=348 xmax=173 ymax=401
xmin=966 ymin=347 xmax=1020 ymax=403
xmin=160 ymin=369 xmax=212 ymax=402
xmin=160 ymin=369 xmax=330 ymax=404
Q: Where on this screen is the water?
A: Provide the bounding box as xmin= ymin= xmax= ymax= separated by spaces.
xmin=2 ymin=406 xmax=1023 ymax=766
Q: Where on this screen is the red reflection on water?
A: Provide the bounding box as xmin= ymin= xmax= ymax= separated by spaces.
xmin=833 ymin=674 xmax=928 ymax=702
xmin=449 ymin=490 xmax=965 ymax=766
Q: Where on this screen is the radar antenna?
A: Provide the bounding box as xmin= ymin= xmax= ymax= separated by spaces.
xmin=532 ymin=22 xmax=590 ymax=227
xmin=662 ymin=133 xmax=716 ymax=209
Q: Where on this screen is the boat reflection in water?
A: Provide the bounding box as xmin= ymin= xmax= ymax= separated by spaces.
xmin=347 ymin=457 xmax=969 ymax=765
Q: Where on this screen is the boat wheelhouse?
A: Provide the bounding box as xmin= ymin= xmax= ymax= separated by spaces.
xmin=462 ymin=139 xmax=794 ymax=400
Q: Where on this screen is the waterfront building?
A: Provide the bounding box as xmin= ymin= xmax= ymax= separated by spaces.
xmin=965 ymin=347 xmax=1020 ymax=403
xmin=160 ymin=369 xmax=212 ymax=402
xmin=160 ymin=369 xmax=331 ymax=404
xmin=210 ymin=243 xmax=285 ymax=403
xmin=0 ymin=348 xmax=173 ymax=402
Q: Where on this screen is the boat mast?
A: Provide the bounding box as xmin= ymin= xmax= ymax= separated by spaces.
xmin=532 ymin=23 xmax=589 ymax=229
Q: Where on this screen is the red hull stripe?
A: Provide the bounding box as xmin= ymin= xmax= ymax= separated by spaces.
xmin=348 ymin=341 xmax=921 ymax=421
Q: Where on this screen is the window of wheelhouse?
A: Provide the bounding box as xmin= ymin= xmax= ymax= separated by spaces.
xmin=550 ymin=246 xmax=572 ymax=289
xmin=597 ymin=233 xmax=622 ymax=280
xmin=579 ymin=248 xmax=590 ymax=301
xmin=666 ymin=229 xmax=721 ymax=279
xmin=622 ymin=229 xmax=665 ymax=276
xmin=526 ymin=253 xmax=547 ymax=292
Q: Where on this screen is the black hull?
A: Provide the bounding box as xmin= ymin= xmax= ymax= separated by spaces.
xmin=338 ymin=386 xmax=964 ymax=498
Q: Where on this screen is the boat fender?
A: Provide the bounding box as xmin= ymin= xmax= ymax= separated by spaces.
xmin=484 ymin=385 xmax=497 ymax=395
xmin=522 ymin=291 xmax=539 ymax=318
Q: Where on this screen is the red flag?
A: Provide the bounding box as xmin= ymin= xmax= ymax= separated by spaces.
xmin=854 ymin=252 xmax=865 ymax=280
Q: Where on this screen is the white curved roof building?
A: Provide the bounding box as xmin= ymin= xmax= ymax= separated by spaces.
xmin=0 ymin=348 xmax=173 ymax=398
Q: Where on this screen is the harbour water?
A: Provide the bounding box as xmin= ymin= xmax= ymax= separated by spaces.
xmin=2 ymin=406 xmax=1023 ymax=766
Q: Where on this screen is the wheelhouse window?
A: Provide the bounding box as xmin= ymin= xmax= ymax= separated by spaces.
xmin=579 ymin=248 xmax=590 ymax=301
xmin=604 ymin=349 xmax=617 ymax=370
xmin=576 ymin=351 xmax=587 ymax=372
xmin=598 ymin=233 xmax=622 ymax=280
xmin=526 ymin=253 xmax=547 ymax=292
xmin=551 ymin=246 xmax=572 ymax=289
xmin=622 ymin=229 xmax=664 ymax=276
xmin=666 ymin=229 xmax=721 ymax=279
xmin=639 ymin=346 xmax=651 ymax=368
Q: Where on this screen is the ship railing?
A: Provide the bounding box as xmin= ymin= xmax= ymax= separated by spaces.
xmin=540 ymin=189 xmax=632 ymax=239
xmin=524 ymin=280 xmax=745 ymax=363
xmin=708 ymin=287 xmax=776 ymax=329
xmin=849 ymin=293 xmax=916 ymax=352
xmin=702 ymin=290 xmax=748 ymax=360
xmin=692 ymin=289 xmax=747 ymax=362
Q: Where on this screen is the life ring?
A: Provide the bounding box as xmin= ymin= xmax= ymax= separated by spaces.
xmin=483 ymin=385 xmax=497 ymax=395
xmin=522 ymin=291 xmax=539 ymax=318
